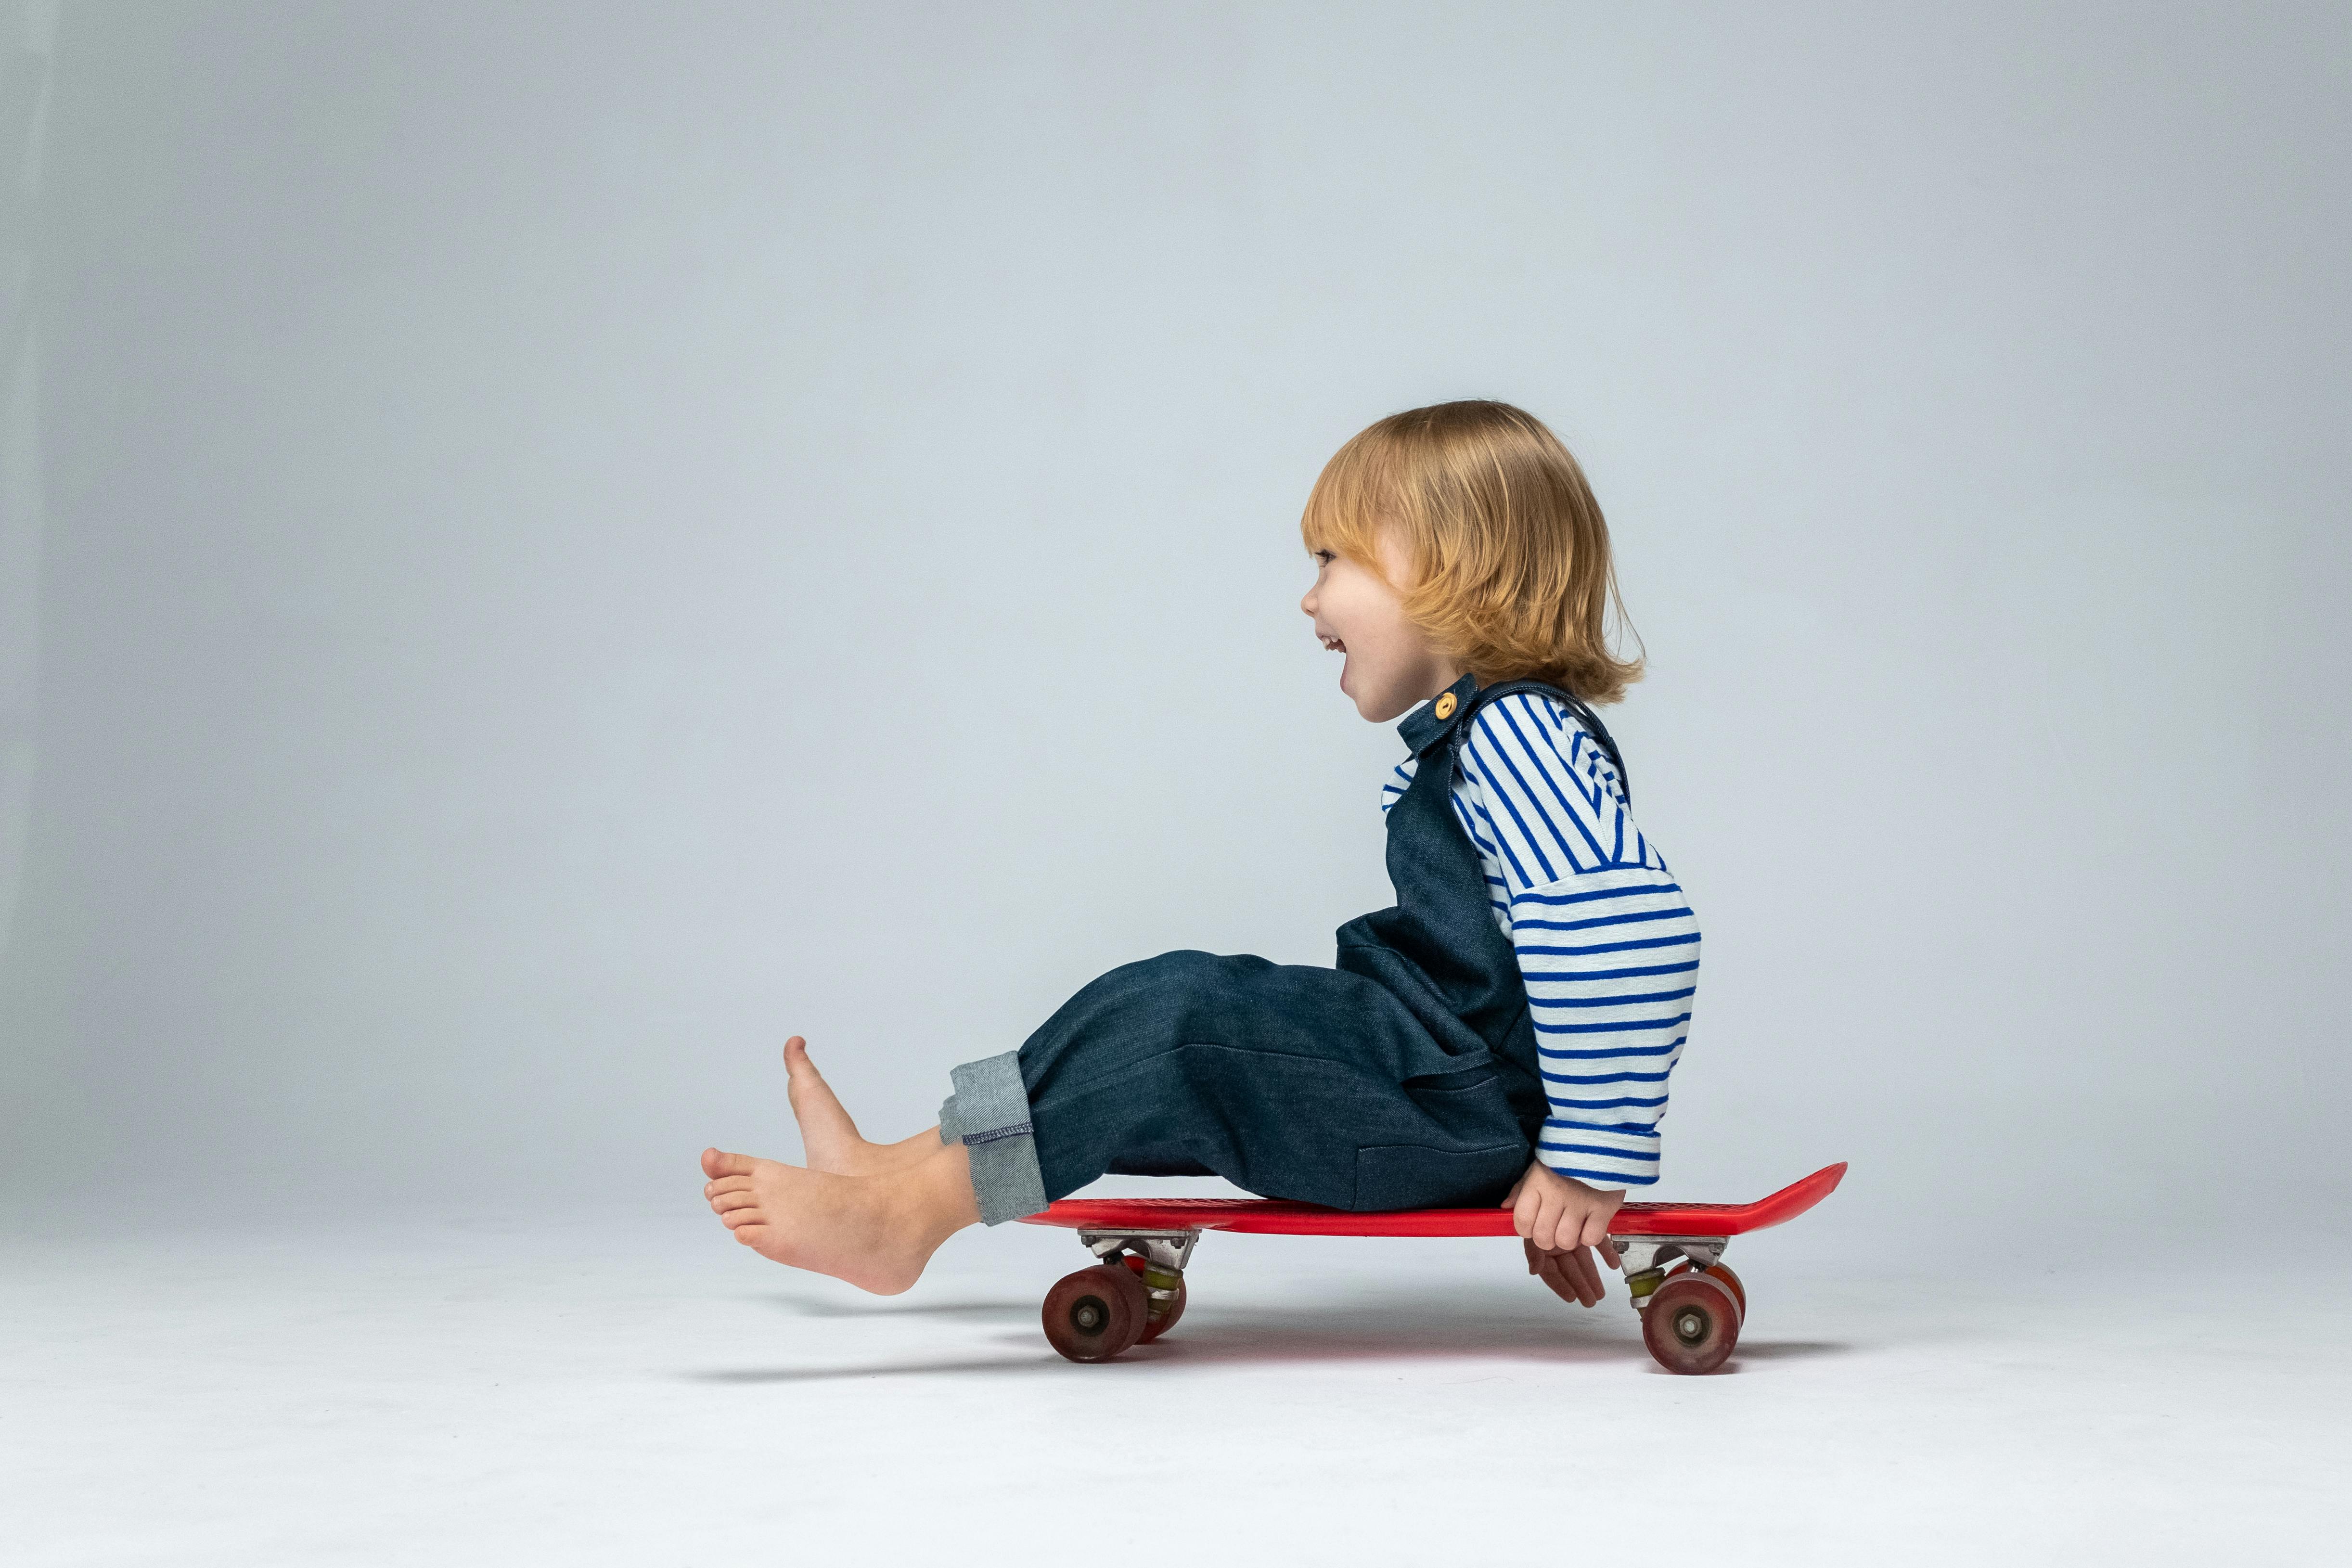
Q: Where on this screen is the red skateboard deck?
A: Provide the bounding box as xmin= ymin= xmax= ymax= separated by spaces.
xmin=1022 ymin=1161 xmax=1847 ymax=1240
xmin=1019 ymin=1162 xmax=1848 ymax=1374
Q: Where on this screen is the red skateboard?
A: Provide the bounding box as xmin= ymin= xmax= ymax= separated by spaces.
xmin=1018 ymin=1162 xmax=1847 ymax=1373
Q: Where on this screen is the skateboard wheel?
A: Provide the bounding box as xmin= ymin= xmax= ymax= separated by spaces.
xmin=1642 ymin=1272 xmax=1740 ymax=1375
xmin=1667 ymin=1261 xmax=1747 ymax=1321
xmin=1124 ymin=1254 xmax=1188 ymax=1342
xmin=1042 ymin=1264 xmax=1151 ymax=1362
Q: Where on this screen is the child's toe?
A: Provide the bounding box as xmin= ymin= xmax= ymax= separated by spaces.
xmin=703 ymin=1147 xmax=757 ymax=1178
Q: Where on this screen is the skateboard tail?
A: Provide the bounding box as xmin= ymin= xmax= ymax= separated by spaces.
xmin=1608 ymin=1161 xmax=1848 ymax=1237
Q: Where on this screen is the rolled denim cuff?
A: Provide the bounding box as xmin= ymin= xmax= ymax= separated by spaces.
xmin=937 ymin=1050 xmax=1047 ymax=1225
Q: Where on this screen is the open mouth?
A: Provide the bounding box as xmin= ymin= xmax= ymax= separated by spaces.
xmin=1320 ymin=635 xmax=1346 ymax=652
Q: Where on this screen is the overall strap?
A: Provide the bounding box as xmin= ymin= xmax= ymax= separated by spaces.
xmin=1449 ymin=677 xmax=1632 ymax=808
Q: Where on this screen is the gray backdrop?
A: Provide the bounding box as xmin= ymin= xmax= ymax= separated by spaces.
xmin=3 ymin=1 xmax=2345 ymax=1247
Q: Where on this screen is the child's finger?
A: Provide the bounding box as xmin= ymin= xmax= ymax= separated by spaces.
xmin=1546 ymin=1243 xmax=1577 ymax=1301
xmin=1512 ymin=1183 xmax=1541 ymax=1239
xmin=1548 ymin=1248 xmax=1597 ymax=1308
xmin=1566 ymin=1247 xmax=1602 ymax=1304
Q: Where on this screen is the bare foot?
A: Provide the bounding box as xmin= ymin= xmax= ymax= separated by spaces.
xmin=782 ymin=1036 xmax=871 ymax=1173
xmin=783 ymin=1036 xmax=942 ymax=1175
xmin=700 ymin=1143 xmax=978 ymax=1294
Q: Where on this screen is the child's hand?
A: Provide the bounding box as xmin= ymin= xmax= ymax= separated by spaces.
xmin=1524 ymin=1237 xmax=1615 ymax=1307
xmin=1503 ymin=1161 xmax=1625 ymax=1307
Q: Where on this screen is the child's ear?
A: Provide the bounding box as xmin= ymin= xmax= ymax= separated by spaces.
xmin=1370 ymin=525 xmax=1421 ymax=592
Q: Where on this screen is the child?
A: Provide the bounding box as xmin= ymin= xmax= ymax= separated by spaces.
xmin=701 ymin=400 xmax=1698 ymax=1311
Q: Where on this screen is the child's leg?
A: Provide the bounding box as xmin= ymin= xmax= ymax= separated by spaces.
xmin=701 ymin=949 xmax=1531 ymax=1292
xmin=700 ymin=1139 xmax=979 ymax=1295
xmin=939 ymin=949 xmax=1538 ymax=1221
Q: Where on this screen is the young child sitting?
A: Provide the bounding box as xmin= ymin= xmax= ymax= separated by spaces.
xmin=701 ymin=399 xmax=1699 ymax=1311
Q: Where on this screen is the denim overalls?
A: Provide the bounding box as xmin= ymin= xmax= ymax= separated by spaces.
xmin=938 ymin=669 xmax=1629 ymax=1222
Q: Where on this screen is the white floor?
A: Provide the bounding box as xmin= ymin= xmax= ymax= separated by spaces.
xmin=4 ymin=1208 xmax=2343 ymax=1566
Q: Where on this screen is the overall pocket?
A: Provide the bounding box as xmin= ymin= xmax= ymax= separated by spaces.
xmin=1352 ymin=1140 xmax=1527 ymax=1211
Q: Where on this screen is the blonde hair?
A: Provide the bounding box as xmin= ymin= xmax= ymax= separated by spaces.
xmin=1300 ymin=399 xmax=1643 ymax=705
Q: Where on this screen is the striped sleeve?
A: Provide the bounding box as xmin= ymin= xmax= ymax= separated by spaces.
xmin=1460 ymin=694 xmax=1699 ymax=1189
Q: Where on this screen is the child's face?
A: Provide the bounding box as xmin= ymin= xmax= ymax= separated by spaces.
xmin=1300 ymin=530 xmax=1465 ymax=723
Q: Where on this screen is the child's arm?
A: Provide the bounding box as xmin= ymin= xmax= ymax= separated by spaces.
xmin=1455 ymin=694 xmax=1700 ymax=1192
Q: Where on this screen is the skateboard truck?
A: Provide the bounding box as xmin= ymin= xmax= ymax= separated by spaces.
xmin=1077 ymin=1229 xmax=1195 ymax=1336
xmin=1614 ymin=1236 xmax=1727 ymax=1309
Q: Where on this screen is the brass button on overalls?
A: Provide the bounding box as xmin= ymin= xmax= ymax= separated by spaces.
xmin=1433 ymin=692 xmax=1457 ymax=720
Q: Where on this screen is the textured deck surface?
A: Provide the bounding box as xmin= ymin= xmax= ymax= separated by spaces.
xmin=1022 ymin=1162 xmax=1848 ymax=1237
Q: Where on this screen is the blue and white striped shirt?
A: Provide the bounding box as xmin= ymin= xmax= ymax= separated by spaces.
xmin=1383 ymin=690 xmax=1698 ymax=1189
